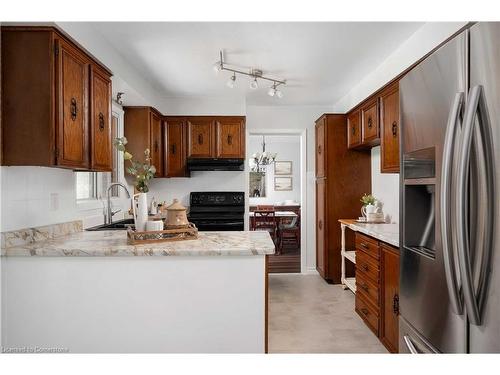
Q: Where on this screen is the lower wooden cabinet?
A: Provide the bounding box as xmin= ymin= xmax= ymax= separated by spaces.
xmin=355 ymin=232 xmax=399 ymax=353
xmin=315 ymin=178 xmax=327 ymax=278
xmin=380 ymin=243 xmax=400 ymax=353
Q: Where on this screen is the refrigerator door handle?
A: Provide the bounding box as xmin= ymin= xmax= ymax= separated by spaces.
xmin=403 ymin=335 xmax=420 ymax=354
xmin=440 ymin=92 xmax=464 ymax=315
xmin=456 ymin=85 xmax=496 ymax=326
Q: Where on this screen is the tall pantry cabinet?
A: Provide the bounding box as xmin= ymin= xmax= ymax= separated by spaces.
xmin=315 ymin=114 xmax=371 ymax=283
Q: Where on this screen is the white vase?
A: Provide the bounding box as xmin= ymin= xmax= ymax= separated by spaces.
xmin=132 ymin=192 xmax=148 ymax=232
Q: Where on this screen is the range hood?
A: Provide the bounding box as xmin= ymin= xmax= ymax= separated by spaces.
xmin=187 ymin=158 xmax=245 ymax=171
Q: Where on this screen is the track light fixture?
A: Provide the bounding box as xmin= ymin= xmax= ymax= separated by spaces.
xmin=214 ymin=50 xmax=286 ymax=98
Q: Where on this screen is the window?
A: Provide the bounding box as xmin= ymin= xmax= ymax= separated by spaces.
xmin=76 ymin=172 xmax=98 ymax=200
xmin=76 ymin=107 xmax=123 ymax=202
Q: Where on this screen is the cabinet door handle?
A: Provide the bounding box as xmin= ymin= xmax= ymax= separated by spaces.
xmin=360 ymin=242 xmax=369 ymax=249
xmin=227 ymin=134 xmax=233 ymax=145
xmin=361 ymin=308 xmax=369 ymax=316
xmin=367 ymin=116 xmax=373 ymax=128
xmin=198 ymin=134 xmax=203 ymax=145
xmin=392 ymin=121 xmax=398 ymax=137
xmin=352 ymin=125 xmax=356 ymax=135
xmin=361 ymin=283 xmax=369 ymax=292
xmin=171 ymin=144 xmax=176 ymax=154
xmin=70 ymin=98 xmax=77 ymax=121
xmin=318 ymin=220 xmax=323 ymax=230
xmin=393 ymin=294 xmax=400 ymax=315
xmin=318 ymin=145 xmax=322 ymax=155
xmin=98 ymin=112 xmax=105 ymax=131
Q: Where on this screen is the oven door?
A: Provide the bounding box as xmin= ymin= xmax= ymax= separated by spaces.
xmin=190 ymin=220 xmax=244 ymax=231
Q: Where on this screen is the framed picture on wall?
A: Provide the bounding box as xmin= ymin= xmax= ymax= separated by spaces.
xmin=274 ymin=161 xmax=292 ymax=175
xmin=274 ymin=177 xmax=292 ymax=191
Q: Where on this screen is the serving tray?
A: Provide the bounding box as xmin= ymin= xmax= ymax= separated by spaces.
xmin=127 ymin=223 xmax=198 ymax=244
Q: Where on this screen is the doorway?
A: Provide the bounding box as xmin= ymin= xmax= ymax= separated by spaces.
xmin=247 ymin=133 xmax=304 ymax=273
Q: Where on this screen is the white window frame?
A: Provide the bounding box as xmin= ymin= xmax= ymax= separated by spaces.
xmin=76 ymin=102 xmax=125 ymax=211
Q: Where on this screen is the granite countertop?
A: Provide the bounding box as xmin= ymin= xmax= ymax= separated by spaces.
xmin=1 ymin=221 xmax=276 ymax=257
xmin=339 ymin=219 xmax=399 ymax=247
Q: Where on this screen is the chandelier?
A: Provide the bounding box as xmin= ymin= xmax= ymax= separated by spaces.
xmin=250 ymin=136 xmax=277 ymax=172
xmin=213 ymin=50 xmax=286 ymax=98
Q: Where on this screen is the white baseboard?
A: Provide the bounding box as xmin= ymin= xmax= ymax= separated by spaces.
xmin=303 ymin=267 xmax=319 ymax=275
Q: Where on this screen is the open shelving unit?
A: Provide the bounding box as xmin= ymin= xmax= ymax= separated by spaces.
xmin=340 ymin=223 xmax=357 ymax=294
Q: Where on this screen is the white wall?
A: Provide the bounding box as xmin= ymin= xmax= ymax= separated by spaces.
xmin=246 ymin=105 xmax=332 ymax=273
xmin=248 ymin=135 xmax=301 ymax=205
xmin=371 ymin=147 xmax=399 ymax=224
xmin=332 ymin=22 xmax=468 ymax=112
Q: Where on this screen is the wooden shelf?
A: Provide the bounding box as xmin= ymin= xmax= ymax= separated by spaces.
xmin=342 ymin=250 xmax=356 ymax=264
xmin=344 ymin=277 xmax=357 ymax=294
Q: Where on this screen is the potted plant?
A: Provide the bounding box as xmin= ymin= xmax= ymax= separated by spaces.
xmin=114 ymin=137 xmax=156 ymax=231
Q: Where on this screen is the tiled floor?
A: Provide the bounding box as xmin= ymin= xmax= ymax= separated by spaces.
xmin=268 ymin=274 xmax=388 ymax=353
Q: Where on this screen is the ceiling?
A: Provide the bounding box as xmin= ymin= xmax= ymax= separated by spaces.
xmin=90 ymin=22 xmax=424 ymax=106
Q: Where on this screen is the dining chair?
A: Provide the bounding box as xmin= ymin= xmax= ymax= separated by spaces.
xmin=256 ymin=205 xmax=275 ymax=211
xmin=278 ymin=215 xmax=300 ymax=254
xmin=253 ymin=210 xmax=278 ymax=247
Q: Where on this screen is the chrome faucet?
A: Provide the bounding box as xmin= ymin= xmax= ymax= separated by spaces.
xmin=105 ymin=182 xmax=131 ymax=224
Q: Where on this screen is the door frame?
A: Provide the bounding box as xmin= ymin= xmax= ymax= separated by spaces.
xmin=247 ymin=128 xmax=308 ymax=274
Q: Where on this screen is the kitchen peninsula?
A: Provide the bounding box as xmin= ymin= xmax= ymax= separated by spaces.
xmin=1 ymin=221 xmax=274 ymax=353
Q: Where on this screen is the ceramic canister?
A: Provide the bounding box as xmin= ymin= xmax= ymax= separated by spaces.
xmin=166 ymin=199 xmax=189 ymax=227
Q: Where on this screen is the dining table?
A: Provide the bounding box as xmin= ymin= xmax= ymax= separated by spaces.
xmin=248 ymin=211 xmax=298 ymax=230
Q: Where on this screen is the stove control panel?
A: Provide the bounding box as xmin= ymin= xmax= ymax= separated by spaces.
xmin=190 ymin=192 xmax=244 ymax=207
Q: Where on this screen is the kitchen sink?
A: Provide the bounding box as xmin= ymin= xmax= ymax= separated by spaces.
xmin=86 ymin=218 xmax=135 ymax=231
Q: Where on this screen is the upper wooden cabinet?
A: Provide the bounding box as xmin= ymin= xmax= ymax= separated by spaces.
xmin=1 ymin=26 xmax=113 ymax=171
xmin=380 ymin=84 xmax=400 ymax=173
xmin=90 ymin=65 xmax=112 ymax=171
xmin=315 ymin=116 xmax=326 ymax=177
xmin=347 ymin=110 xmax=362 ymax=149
xmin=361 ymin=98 xmax=380 ymax=146
xmin=56 ymin=38 xmax=90 ymax=169
xmin=187 ymin=117 xmax=216 ymax=158
xmin=216 ymin=117 xmax=245 ymax=158
xmin=150 ymin=111 xmax=164 ymax=177
xmin=164 ymin=117 xmax=188 ymax=177
xmin=187 ymin=116 xmax=245 ymax=159
xmin=126 ymin=114 xmax=245 ymax=178
xmin=124 ymin=107 xmax=164 ymax=178
xmin=345 ymin=80 xmax=401 ymax=173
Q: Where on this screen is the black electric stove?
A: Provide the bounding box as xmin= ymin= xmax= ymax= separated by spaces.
xmin=188 ymin=192 xmax=245 ymax=231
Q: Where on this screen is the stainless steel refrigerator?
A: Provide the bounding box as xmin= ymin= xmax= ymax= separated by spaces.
xmin=399 ymin=22 xmax=500 ymax=353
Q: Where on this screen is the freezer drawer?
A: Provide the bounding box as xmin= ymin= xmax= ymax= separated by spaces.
xmin=399 ymin=317 xmax=439 ymax=354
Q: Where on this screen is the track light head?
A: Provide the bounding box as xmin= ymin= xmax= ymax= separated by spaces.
xmin=226 ymin=73 xmax=236 ymax=88
xmin=213 ymin=61 xmax=223 ymax=74
xmin=275 ymin=89 xmax=284 ymax=98
xmin=250 ymin=78 xmax=259 ymax=90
